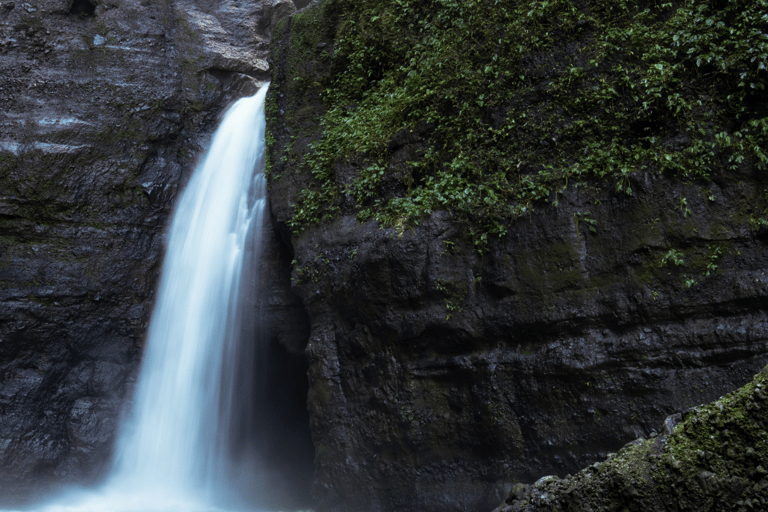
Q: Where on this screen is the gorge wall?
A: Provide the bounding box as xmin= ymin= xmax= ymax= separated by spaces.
xmin=1 ymin=0 xmax=767 ymax=511
xmin=0 ymin=0 xmax=311 ymax=504
xmin=267 ymin=0 xmax=768 ymax=510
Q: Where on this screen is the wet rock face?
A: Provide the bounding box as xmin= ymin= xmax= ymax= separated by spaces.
xmin=0 ymin=0 xmax=298 ymax=503
xmin=267 ymin=10 xmax=768 ymax=512
xmin=269 ymin=182 xmax=768 ymax=512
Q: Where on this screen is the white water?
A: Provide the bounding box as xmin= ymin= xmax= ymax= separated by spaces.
xmin=31 ymin=85 xmax=271 ymax=512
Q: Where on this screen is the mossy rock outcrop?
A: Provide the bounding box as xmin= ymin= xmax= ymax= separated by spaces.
xmin=496 ymin=364 xmax=768 ymax=512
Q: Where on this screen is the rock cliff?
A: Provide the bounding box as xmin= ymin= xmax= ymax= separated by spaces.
xmin=0 ymin=0 xmax=310 ymax=504
xmin=267 ymin=0 xmax=768 ymax=510
xmin=2 ymin=0 xmax=767 ymax=510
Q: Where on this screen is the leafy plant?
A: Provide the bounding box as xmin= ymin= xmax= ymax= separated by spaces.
xmin=678 ymin=197 xmax=693 ymax=218
xmin=661 ymin=249 xmax=685 ymax=267
xmin=436 ymin=278 xmax=466 ymax=320
xmin=704 ymin=245 xmax=724 ymax=276
xmin=574 ymin=211 xmax=597 ymax=243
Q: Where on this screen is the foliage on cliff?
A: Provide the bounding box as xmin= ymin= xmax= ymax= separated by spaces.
xmin=496 ymin=364 xmax=768 ymax=511
xmin=269 ymin=0 xmax=768 ymax=250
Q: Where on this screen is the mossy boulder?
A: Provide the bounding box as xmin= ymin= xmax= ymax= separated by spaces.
xmin=496 ymin=364 xmax=768 ymax=512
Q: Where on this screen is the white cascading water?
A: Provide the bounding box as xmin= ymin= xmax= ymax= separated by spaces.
xmin=32 ymin=84 xmax=272 ymax=512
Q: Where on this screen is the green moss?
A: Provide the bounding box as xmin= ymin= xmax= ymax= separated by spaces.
xmin=745 ymin=187 xmax=768 ymax=233
xmin=274 ymin=0 xmax=768 ymax=253
xmin=517 ymin=240 xmax=582 ymax=292
xmin=504 ymin=365 xmax=768 ymax=511
xmin=0 ymin=154 xmax=17 ymax=192
xmin=664 ymin=367 xmax=768 ymax=471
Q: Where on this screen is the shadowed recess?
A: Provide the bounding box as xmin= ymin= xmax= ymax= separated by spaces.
xmin=69 ymin=0 xmax=95 ymax=17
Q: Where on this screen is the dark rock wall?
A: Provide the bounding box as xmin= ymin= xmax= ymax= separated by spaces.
xmin=267 ymin=4 xmax=768 ymax=511
xmin=0 ymin=0 xmax=303 ymax=503
xmin=249 ymin=208 xmax=315 ymax=508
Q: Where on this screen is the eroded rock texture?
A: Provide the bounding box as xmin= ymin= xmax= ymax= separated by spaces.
xmin=0 ymin=0 xmax=302 ymax=503
xmin=267 ymin=4 xmax=768 ymax=511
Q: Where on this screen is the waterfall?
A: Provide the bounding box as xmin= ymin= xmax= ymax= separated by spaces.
xmin=34 ymin=85 xmax=272 ymax=512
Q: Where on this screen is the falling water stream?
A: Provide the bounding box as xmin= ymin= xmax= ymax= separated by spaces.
xmin=30 ymin=85 xmax=275 ymax=512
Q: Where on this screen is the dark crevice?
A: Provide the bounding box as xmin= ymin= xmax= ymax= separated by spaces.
xmin=292 ymin=0 xmax=313 ymax=10
xmin=249 ymin=333 xmax=314 ymax=509
xmin=208 ymin=67 xmax=272 ymax=83
xmin=222 ymin=215 xmax=314 ymax=510
xmin=69 ymin=0 xmax=95 ymax=17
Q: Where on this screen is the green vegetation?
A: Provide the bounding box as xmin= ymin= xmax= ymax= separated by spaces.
xmin=271 ymin=0 xmax=768 ymax=252
xmin=435 ymin=278 xmax=466 ymax=319
xmin=506 ymin=364 xmax=768 ymax=511
xmin=704 ymin=244 xmax=724 ymax=276
xmin=573 ymin=211 xmax=597 ymax=242
xmin=664 ymin=368 xmax=768 ymax=484
xmin=661 ymin=249 xmax=685 ymax=267
xmin=652 ymin=242 xmax=734 ymax=288
xmin=748 ymin=188 xmax=768 ymax=233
